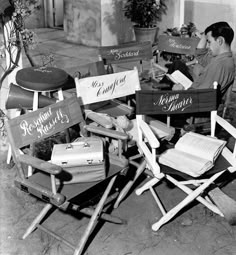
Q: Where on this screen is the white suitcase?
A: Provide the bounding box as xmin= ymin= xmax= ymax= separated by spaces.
xmin=51 ymin=137 xmax=106 ymax=184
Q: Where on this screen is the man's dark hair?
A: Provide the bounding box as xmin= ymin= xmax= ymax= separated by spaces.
xmin=205 ymin=21 xmax=234 ymax=45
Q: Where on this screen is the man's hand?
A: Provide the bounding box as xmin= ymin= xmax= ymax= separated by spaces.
xmin=172 ymin=83 xmax=185 ymax=90
xmin=197 ymin=32 xmax=207 ymax=49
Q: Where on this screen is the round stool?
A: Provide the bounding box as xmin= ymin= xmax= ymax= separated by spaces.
xmin=16 ymin=66 xmax=69 ymax=110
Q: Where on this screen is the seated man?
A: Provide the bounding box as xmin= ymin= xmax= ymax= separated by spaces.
xmin=166 ymin=21 xmax=235 ymax=93
xmin=161 ymin=21 xmax=235 ymax=130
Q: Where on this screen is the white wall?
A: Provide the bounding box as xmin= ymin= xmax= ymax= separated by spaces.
xmin=101 ymin=0 xmax=134 ymax=46
xmin=101 ymin=0 xmax=181 ymax=46
xmin=158 ymin=0 xmax=181 ymax=34
xmin=184 ymin=0 xmax=236 ymax=53
xmin=63 ymin=0 xmax=236 ymax=49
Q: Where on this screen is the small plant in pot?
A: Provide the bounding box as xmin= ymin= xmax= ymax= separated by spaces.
xmin=123 ymin=0 xmax=168 ymax=44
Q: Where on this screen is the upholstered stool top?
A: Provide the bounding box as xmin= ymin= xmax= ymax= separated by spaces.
xmin=16 ymin=66 xmax=68 ymax=91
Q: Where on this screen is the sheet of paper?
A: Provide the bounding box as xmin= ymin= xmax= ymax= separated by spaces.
xmin=166 ymin=70 xmax=192 ymax=89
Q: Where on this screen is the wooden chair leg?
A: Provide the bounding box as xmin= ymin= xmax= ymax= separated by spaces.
xmin=166 ymin=175 xmax=223 ymax=216
xmin=136 ymin=177 xmax=160 ymax=196
xmin=74 ymin=175 xmax=117 ymax=255
xmin=22 ymin=203 xmax=53 ymax=239
xmin=114 ymin=159 xmax=146 ymax=208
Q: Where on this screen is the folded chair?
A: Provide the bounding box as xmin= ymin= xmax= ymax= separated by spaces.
xmin=133 ymin=85 xmax=236 ymax=231
xmin=5 ymin=96 xmax=129 ymax=255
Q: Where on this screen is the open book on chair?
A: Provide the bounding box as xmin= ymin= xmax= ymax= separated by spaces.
xmin=158 ymin=132 xmax=226 ymax=177
xmin=166 ymin=70 xmax=192 ymax=89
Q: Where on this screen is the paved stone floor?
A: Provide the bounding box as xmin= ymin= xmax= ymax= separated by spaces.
xmin=1 ymin=28 xmax=236 ymax=255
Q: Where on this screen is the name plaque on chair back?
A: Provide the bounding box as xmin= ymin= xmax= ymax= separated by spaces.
xmin=99 ymin=41 xmax=153 ymax=64
xmin=158 ymin=35 xmax=200 ymax=55
xmin=76 ymin=69 xmax=140 ymax=105
xmin=7 ymin=97 xmax=83 ymax=148
xmin=136 ymin=89 xmax=217 ymax=115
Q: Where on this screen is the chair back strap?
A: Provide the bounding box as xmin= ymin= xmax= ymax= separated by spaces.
xmin=76 ymin=69 xmax=140 ymax=105
xmin=5 ymin=96 xmax=83 ymax=149
xmin=158 ymin=35 xmax=200 ymax=55
xmin=136 ymin=89 xmax=218 ymax=115
xmin=98 ymin=41 xmax=153 ymax=64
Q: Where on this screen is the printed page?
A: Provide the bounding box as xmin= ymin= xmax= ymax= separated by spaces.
xmin=175 ymin=132 xmax=226 ymax=162
xmin=166 ymin=70 xmax=192 ymax=89
xmin=159 ymin=148 xmax=213 ymax=177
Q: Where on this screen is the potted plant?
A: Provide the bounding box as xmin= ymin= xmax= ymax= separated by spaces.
xmin=123 ymin=0 xmax=168 ymax=44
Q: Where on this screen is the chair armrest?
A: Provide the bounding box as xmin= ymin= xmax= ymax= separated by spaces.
xmin=216 ymin=115 xmax=236 ymax=138
xmin=85 ymin=109 xmax=113 ymax=128
xmin=18 ymin=154 xmax=63 ymax=175
xmin=139 ymin=119 xmax=160 ymax=148
xmin=15 ymin=177 xmax=66 ymax=206
xmin=152 ymin=62 xmax=168 ymax=73
xmin=85 ymin=125 xmax=128 ymax=140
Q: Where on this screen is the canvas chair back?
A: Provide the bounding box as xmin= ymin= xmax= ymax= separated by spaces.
xmin=99 ymin=41 xmax=153 ymax=64
xmin=136 ymin=88 xmax=218 ymax=115
xmin=136 ymin=87 xmax=218 ymax=138
xmin=136 ymin=86 xmax=218 ymax=127
xmin=75 ymin=68 xmax=140 ymax=105
xmin=158 ymin=34 xmax=200 ymax=56
xmin=5 ymin=97 xmax=83 ymax=177
xmin=98 ymin=41 xmax=154 ymax=74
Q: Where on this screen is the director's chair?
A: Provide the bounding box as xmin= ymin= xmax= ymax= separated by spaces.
xmin=157 ymin=34 xmax=200 ymax=64
xmin=75 ymin=68 xmax=141 ymax=128
xmin=98 ymin=41 xmax=170 ymax=90
xmin=132 ymin=86 xmax=236 ymax=231
xmin=5 ymin=96 xmax=129 ymax=255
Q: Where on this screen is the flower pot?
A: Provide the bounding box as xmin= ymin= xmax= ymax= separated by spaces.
xmin=134 ymin=26 xmax=158 ymax=44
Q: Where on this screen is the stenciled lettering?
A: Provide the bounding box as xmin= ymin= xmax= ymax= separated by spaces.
xmin=154 ymin=93 xmax=193 ymax=112
xmin=90 ymin=75 xmax=127 ymax=97
xmin=20 ymin=107 xmax=69 ymax=139
xmin=109 ymin=49 xmax=140 ymax=60
xmin=34 ymin=66 xmax=52 ymax=73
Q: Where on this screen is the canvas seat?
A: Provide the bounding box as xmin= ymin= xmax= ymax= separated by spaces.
xmin=5 ymin=96 xmax=130 ymax=255
xmin=130 ymin=85 xmax=236 ymax=231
